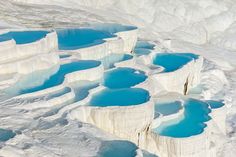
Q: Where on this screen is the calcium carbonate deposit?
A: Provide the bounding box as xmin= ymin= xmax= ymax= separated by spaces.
xmin=0 ymin=0 xmax=236 ymax=157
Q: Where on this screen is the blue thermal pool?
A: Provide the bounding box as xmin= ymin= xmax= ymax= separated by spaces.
xmin=59 ymin=54 xmax=71 ymax=59
xmin=206 ymin=100 xmax=224 ymax=109
xmin=98 ymin=140 xmax=138 ymax=157
xmin=103 ymin=67 xmax=147 ymax=89
xmin=90 ymin=88 xmax=150 ymax=107
xmin=135 ymin=41 xmax=155 ymax=50
xmin=134 ymin=48 xmax=152 ymax=56
xmin=100 ymin=53 xmax=133 ymax=69
xmin=93 ymin=23 xmax=137 ymax=34
xmin=19 ymin=60 xmax=101 ymax=94
xmin=0 ymin=129 xmax=16 ymax=142
xmin=0 ymin=31 xmax=49 ymax=44
xmin=57 ymin=28 xmax=114 ymax=50
xmin=153 ymin=53 xmax=199 ymax=72
xmin=153 ymin=98 xmax=211 ymax=138
xmin=155 ymin=101 xmax=182 ymax=116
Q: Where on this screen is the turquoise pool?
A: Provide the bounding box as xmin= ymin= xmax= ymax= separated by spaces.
xmin=135 ymin=41 xmax=155 ymax=50
xmin=98 ymin=140 xmax=137 ymax=157
xmin=153 ymin=99 xmax=211 ymax=138
xmin=0 ymin=31 xmax=49 ymax=44
xmin=0 ymin=129 xmax=16 ymax=142
xmin=93 ymin=23 xmax=137 ymax=34
xmin=90 ymin=88 xmax=150 ymax=107
xmin=19 ymin=60 xmax=101 ymax=94
xmin=155 ymin=101 xmax=182 ymax=116
xmin=100 ymin=53 xmax=133 ymax=69
xmin=153 ymin=53 xmax=199 ymax=72
xmin=57 ymin=28 xmax=114 ymax=50
xmin=206 ymin=100 xmax=224 ymax=109
xmin=103 ymin=67 xmax=147 ymax=89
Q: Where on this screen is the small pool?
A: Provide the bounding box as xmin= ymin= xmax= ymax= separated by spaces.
xmin=98 ymin=140 xmax=137 ymax=157
xmin=0 ymin=30 xmax=49 ymax=44
xmin=153 ymin=53 xmax=199 ymax=72
xmin=59 ymin=54 xmax=71 ymax=59
xmin=155 ymin=101 xmax=182 ymax=116
xmin=19 ymin=60 xmax=101 ymax=94
xmin=103 ymin=67 xmax=147 ymax=89
xmin=57 ymin=28 xmax=114 ymax=50
xmin=90 ymin=88 xmax=150 ymax=107
xmin=153 ymin=98 xmax=211 ymax=138
xmin=135 ymin=41 xmax=155 ymax=50
xmin=206 ymin=100 xmax=224 ymax=109
xmin=100 ymin=53 xmax=133 ymax=69
xmin=0 ymin=129 xmax=16 ymax=142
xmin=134 ymin=48 xmax=152 ymax=56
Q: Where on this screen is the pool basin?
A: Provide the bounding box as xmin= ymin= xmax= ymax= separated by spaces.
xmin=57 ymin=28 xmax=115 ymax=50
xmin=19 ymin=60 xmax=101 ymax=94
xmin=0 ymin=30 xmax=49 ymax=44
xmin=153 ymin=53 xmax=199 ymax=72
xmin=0 ymin=129 xmax=16 ymax=142
xmin=153 ymin=98 xmax=211 ymax=138
xmin=103 ymin=67 xmax=147 ymax=89
xmin=90 ymin=88 xmax=150 ymax=107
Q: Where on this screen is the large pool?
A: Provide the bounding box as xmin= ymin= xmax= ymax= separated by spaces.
xmin=57 ymin=28 xmax=114 ymax=50
xmin=90 ymin=88 xmax=150 ymax=107
xmin=19 ymin=60 xmax=101 ymax=94
xmin=0 ymin=31 xmax=49 ymax=44
xmin=153 ymin=53 xmax=198 ymax=72
xmin=153 ymin=98 xmax=211 ymax=138
xmin=103 ymin=67 xmax=147 ymax=89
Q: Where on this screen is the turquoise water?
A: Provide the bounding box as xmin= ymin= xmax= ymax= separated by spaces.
xmin=134 ymin=48 xmax=152 ymax=56
xmin=98 ymin=140 xmax=137 ymax=157
xmin=155 ymin=101 xmax=182 ymax=116
xmin=135 ymin=41 xmax=155 ymax=50
xmin=20 ymin=60 xmax=101 ymax=94
xmin=206 ymin=100 xmax=224 ymax=109
xmin=103 ymin=67 xmax=147 ymax=89
xmin=93 ymin=23 xmax=137 ymax=34
xmin=153 ymin=53 xmax=198 ymax=72
xmin=0 ymin=31 xmax=49 ymax=44
xmin=90 ymin=88 xmax=150 ymax=107
xmin=100 ymin=53 xmax=133 ymax=69
xmin=71 ymin=81 xmax=99 ymax=102
xmin=45 ymin=87 xmax=71 ymax=101
xmin=57 ymin=28 xmax=114 ymax=50
xmin=0 ymin=129 xmax=16 ymax=142
xmin=59 ymin=54 xmax=71 ymax=59
xmin=153 ymin=99 xmax=211 ymax=138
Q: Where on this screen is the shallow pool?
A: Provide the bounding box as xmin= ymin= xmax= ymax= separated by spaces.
xmin=57 ymin=28 xmax=114 ymax=50
xmin=20 ymin=60 xmax=101 ymax=94
xmin=98 ymin=140 xmax=137 ymax=157
xmin=103 ymin=67 xmax=147 ymax=89
xmin=153 ymin=98 xmax=211 ymax=138
xmin=206 ymin=100 xmax=224 ymax=109
xmin=100 ymin=53 xmax=133 ymax=69
xmin=0 ymin=129 xmax=16 ymax=142
xmin=90 ymin=88 xmax=150 ymax=107
xmin=155 ymin=101 xmax=182 ymax=116
xmin=93 ymin=23 xmax=137 ymax=34
xmin=0 ymin=31 xmax=49 ymax=44
xmin=135 ymin=41 xmax=155 ymax=50
xmin=153 ymin=53 xmax=198 ymax=72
